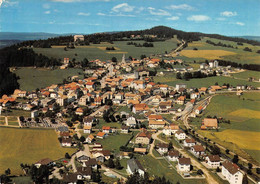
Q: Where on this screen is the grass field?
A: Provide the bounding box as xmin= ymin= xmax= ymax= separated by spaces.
xmin=194 ymin=92 xmax=260 ymax=163
xmin=184 ymin=37 xmax=260 ymax=64
xmin=97 ymin=133 xmax=133 ymax=154
xmin=0 ymin=127 xmax=76 ymax=175
xmin=33 ymin=39 xmax=178 ymax=62
xmin=1 ymin=109 xmax=31 ymax=117
xmin=14 ymin=67 xmax=84 ymax=91
xmin=180 ymin=50 xmax=237 ymax=60
xmin=11 ymin=176 xmax=33 ymax=184
xmin=232 ymin=70 xmax=260 ymax=80
xmin=157 ymin=75 xmax=260 ymax=88
xmin=0 ymin=117 xmax=5 ymax=125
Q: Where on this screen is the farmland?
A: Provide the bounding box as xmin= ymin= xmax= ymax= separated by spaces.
xmin=180 ymin=50 xmax=237 ymax=60
xmin=232 ymin=70 xmax=260 ymax=80
xmin=0 ymin=127 xmax=76 ymax=175
xmin=193 ymin=92 xmax=260 ymax=163
xmin=33 ymin=39 xmax=178 ymax=62
xmin=14 ymin=67 xmax=84 ymax=91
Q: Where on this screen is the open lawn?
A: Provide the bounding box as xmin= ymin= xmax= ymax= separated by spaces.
xmin=232 ymin=70 xmax=260 ymax=80
xmin=97 ymin=133 xmax=133 ymax=154
xmin=163 ymin=76 xmax=260 ymax=88
xmin=0 ymin=127 xmax=76 ymax=175
xmin=0 ymin=116 xmax=5 ymax=125
xmin=14 ymin=67 xmax=84 ymax=91
xmin=1 ymin=109 xmax=31 ymax=117
xmin=11 ymin=176 xmax=33 ymax=184
xmin=33 ymin=39 xmax=178 ymax=62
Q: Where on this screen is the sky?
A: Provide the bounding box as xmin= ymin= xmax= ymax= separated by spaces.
xmin=0 ymin=0 xmax=260 ymax=36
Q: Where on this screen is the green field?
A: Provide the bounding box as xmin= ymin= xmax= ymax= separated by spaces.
xmin=1 ymin=109 xmax=31 ymax=117
xmin=155 ymin=75 xmax=260 ymax=88
xmin=193 ymin=92 xmax=260 ymax=164
xmin=184 ymin=37 xmax=260 ymax=64
xmin=33 ymin=39 xmax=178 ymax=62
xmin=14 ymin=67 xmax=84 ymax=91
xmin=0 ymin=127 xmax=76 ymax=175
xmin=97 ymin=133 xmax=133 ymax=154
xmin=232 ymin=70 xmax=260 ymax=80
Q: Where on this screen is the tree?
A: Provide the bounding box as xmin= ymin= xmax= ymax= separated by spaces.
xmin=66 ymin=121 xmax=73 ymax=127
xmin=242 ymin=174 xmax=248 ymax=184
xmin=80 ymin=136 xmax=86 ymax=143
xmin=248 ymin=163 xmax=252 ymax=170
xmin=65 ymin=152 xmax=71 ymax=159
xmin=112 ymin=57 xmax=117 ymax=63
xmin=232 ymin=154 xmax=239 ymax=164
xmin=168 ymin=142 xmax=173 ymax=150
xmin=176 ymin=72 xmax=182 ymax=79
xmin=106 ymin=158 xmax=115 ymax=168
xmin=216 ymin=167 xmax=221 ymax=172
xmin=212 ymin=145 xmax=221 ymax=155
xmin=115 ymin=158 xmax=122 ymax=170
xmin=197 ymin=169 xmax=203 ymax=175
xmin=19 ymin=116 xmax=25 ymax=122
xmin=5 ymin=168 xmax=11 ymax=176
xmin=256 ymin=168 xmax=260 ymax=174
xmin=225 ymin=149 xmax=230 ymax=154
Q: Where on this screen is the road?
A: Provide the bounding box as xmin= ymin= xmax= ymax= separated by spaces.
xmin=150 ymin=130 xmax=218 ymax=184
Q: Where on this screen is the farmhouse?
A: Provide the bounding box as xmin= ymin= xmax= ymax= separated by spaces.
xmin=102 ymin=126 xmax=112 ymax=133
xmin=126 ymin=116 xmax=137 ymax=127
xmin=96 ymin=132 xmax=107 ymax=139
xmin=132 ymin=103 xmax=149 ymax=114
xmin=222 ymin=160 xmax=243 ymax=184
xmin=178 ymin=158 xmax=191 ymax=172
xmin=135 ymin=129 xmax=151 ymax=145
xmin=61 ymin=137 xmax=72 ymax=147
xmin=195 ymin=106 xmax=203 ymax=115
xmin=86 ymin=134 xmax=94 ymax=143
xmin=205 ymin=155 xmax=221 ymax=168
xmin=35 ymin=158 xmax=54 ymax=168
xmin=201 ymin=118 xmax=218 ymax=129
xmin=83 ymin=126 xmax=92 ymax=134
xmin=167 ymin=150 xmax=180 ymax=162
xmin=149 ymin=119 xmax=165 ymax=129
xmin=127 ymin=159 xmax=145 ymax=176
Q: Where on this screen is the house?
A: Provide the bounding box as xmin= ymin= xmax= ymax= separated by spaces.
xmin=121 ymin=125 xmax=130 ymax=134
xmin=148 ymin=114 xmax=163 ymax=121
xmin=163 ymin=123 xmax=179 ymax=136
xmin=135 ymin=129 xmax=152 ymax=145
xmin=127 ymin=159 xmax=145 ymax=176
xmin=125 ymin=116 xmax=137 ymax=127
xmin=83 ymin=116 xmax=94 ymax=126
xmin=157 ymin=143 xmax=169 ymax=154
xmin=222 ymin=160 xmax=243 ymax=184
xmin=76 ymin=151 xmax=90 ymax=163
xmin=176 ymin=96 xmax=186 ymax=105
xmin=31 ymin=110 xmax=39 ymax=118
xmin=61 ymin=138 xmax=72 ymax=147
xmin=102 ymin=126 xmax=112 ymax=133
xmin=35 ymin=158 xmax=55 ymax=168
xmin=205 ymin=155 xmax=221 ymax=168
xmin=83 ymin=126 xmax=92 ymax=134
xmin=190 ymin=92 xmax=200 ymax=99
xmin=195 ymin=106 xmax=203 ymax=115
xmin=175 ymin=130 xmax=186 ymax=140
xmin=75 ymin=108 xmax=84 ymax=115
xmin=191 ymin=145 xmax=205 ymax=157
xmin=76 ymin=167 xmax=92 ymax=180
xmin=134 ymin=147 xmax=147 ymax=154
xmin=201 ymin=118 xmax=218 ymax=129
xmin=83 ymin=159 xmax=98 ymax=169
xmin=149 ymin=120 xmax=165 ymax=129
xmin=86 ymin=134 xmax=94 ymax=143
xmin=74 ymin=35 xmax=84 ymax=42
xmin=60 ymin=132 xmax=70 ymax=138
xmin=57 ymin=126 xmax=69 ymax=133
xmin=167 ymin=150 xmax=180 ymax=162
xmin=96 ymin=132 xmax=107 ymax=139
xmin=183 ymin=138 xmax=196 ymax=147
xmin=176 ymin=84 xmax=187 ymax=91
xmin=132 ymin=103 xmax=149 ymax=114
xmin=178 ymin=158 xmax=191 ymax=172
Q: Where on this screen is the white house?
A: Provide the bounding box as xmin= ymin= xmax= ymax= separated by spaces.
xmin=127 ymin=159 xmax=145 ymax=176
xmin=183 ymin=138 xmax=196 ymax=147
xmin=175 ymin=84 xmax=187 ymax=91
xmin=83 ymin=126 xmax=92 ymax=134
xmin=178 ymin=158 xmax=191 ymax=172
xmin=61 ymin=138 xmax=72 ymax=147
xmin=157 ymin=143 xmax=168 ymax=154
xmin=195 ymin=106 xmax=203 ymax=115
xmin=222 ymin=160 xmax=243 ymax=184
xmin=167 ymin=150 xmax=180 ymax=162
xmin=191 ymin=145 xmax=205 ymax=157
xmin=163 ymin=123 xmax=179 ymax=136
xmin=31 ymin=110 xmax=39 ymax=118
xmin=175 ymin=130 xmax=186 ymax=140
xmin=205 ymin=155 xmax=221 ymax=168
xmin=84 ymin=116 xmax=94 ymax=126
xmin=126 ymin=116 xmax=137 ymax=127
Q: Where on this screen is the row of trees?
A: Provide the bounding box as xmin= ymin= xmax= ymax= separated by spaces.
xmin=206 ymin=40 xmax=237 ymax=49
xmin=176 ymin=71 xmax=217 ymax=81
xmin=217 ymin=59 xmax=260 ymax=71
xmin=127 ymin=41 xmax=154 ymax=47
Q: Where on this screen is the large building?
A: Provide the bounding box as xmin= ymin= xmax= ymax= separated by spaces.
xmin=74 ymin=35 xmax=84 ymax=42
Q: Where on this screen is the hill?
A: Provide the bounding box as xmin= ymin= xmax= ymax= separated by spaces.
xmin=238 ymin=36 xmax=260 ymax=42
xmin=0 ymin=32 xmax=61 ymax=41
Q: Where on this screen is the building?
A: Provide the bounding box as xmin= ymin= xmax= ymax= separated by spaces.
xmin=61 ymin=137 xmax=72 ymax=147
xmin=127 ymin=159 xmax=145 ymax=176
xmin=74 ymin=35 xmax=84 ymax=42
xmin=175 ymin=130 xmax=186 ymax=140
xmin=96 ymin=132 xmax=107 ymax=139
xmin=83 ymin=126 xmax=92 ymax=134
xmin=191 ymin=145 xmax=205 ymax=157
xmin=201 ymin=118 xmax=218 ymax=129
xmin=135 ymin=129 xmax=151 ymax=145
xmin=132 ymin=103 xmax=149 ymax=114
xmin=149 ymin=119 xmax=165 ymax=129
xmin=121 ymin=125 xmax=130 ymax=134
xmin=35 ymin=158 xmax=55 ymax=168
xmin=222 ymin=160 xmax=243 ymax=184
xmin=157 ymin=143 xmax=169 ymax=154
xmin=102 ymin=126 xmax=112 ymax=133
xmin=167 ymin=150 xmax=180 ymax=162
xmin=195 ymin=106 xmax=203 ymax=115
xmin=126 ymin=116 xmax=137 ymax=127
xmin=31 ymin=110 xmax=39 ymax=118
xmin=175 ymin=84 xmax=187 ymax=91
xmin=178 ymin=158 xmax=191 ymax=172
xmin=163 ymin=123 xmax=179 ymax=136
xmin=205 ymin=155 xmax=221 ymax=168
xmin=183 ymin=138 xmax=196 ymax=147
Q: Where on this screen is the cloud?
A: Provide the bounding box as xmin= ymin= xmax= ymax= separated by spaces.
xmin=145 ymin=17 xmax=160 ymax=21
xmin=97 ymin=12 xmax=106 ymax=16
xmin=221 ymin=11 xmax=237 ymax=17
xmin=167 ymin=16 xmax=179 ymax=21
xmin=236 ymin=22 xmax=245 ymax=26
xmin=97 ymin=12 xmax=135 ymax=17
xmin=216 ymin=17 xmax=226 ymax=21
xmin=167 ymin=4 xmax=194 ymax=11
xmin=187 ymin=15 xmax=210 ymax=22
xmin=148 ymin=7 xmax=171 ymax=16
xmin=78 ymin=12 xmax=90 ymax=16
xmin=112 ymin=3 xmax=134 ymax=12
xmin=45 ymin=10 xmax=51 ymax=14
xmin=0 ymin=0 xmax=18 ymax=8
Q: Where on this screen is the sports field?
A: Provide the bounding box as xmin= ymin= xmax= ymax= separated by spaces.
xmin=0 ymin=127 xmax=76 ymax=175
xmin=14 ymin=67 xmax=84 ymax=91
xmin=197 ymin=92 xmax=260 ymax=163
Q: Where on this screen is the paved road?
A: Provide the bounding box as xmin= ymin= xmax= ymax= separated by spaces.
xmin=153 ymin=130 xmax=218 ymax=184
xmin=67 ymin=154 xmax=77 ymax=173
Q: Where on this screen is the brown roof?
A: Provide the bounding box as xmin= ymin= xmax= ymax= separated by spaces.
xmin=137 ymin=129 xmax=152 ymax=139
xmin=134 ymin=103 xmax=149 ymax=111
xmin=168 ymin=150 xmax=179 ymax=157
xmin=192 ymin=145 xmax=205 ymax=152
xmin=85 ymin=158 xmax=98 ymax=166
xmin=185 ymin=138 xmax=196 ymax=143
xmin=207 ymin=155 xmax=221 ymax=162
xmin=35 ymin=158 xmax=53 ymax=165
xmin=134 ymin=147 xmax=147 ymax=153
xmin=149 ymin=120 xmax=165 ymax=125
xmin=222 ymin=160 xmax=240 ymax=175
xmin=148 ymin=114 xmax=163 ymax=120
xmin=62 ymin=137 xmax=72 ymax=143
xmin=157 ymin=143 xmax=168 ymax=148
xmin=77 ymin=167 xmax=92 ymax=176
xmin=203 ymin=118 xmax=218 ymax=128
xmin=178 ymin=158 xmax=191 ymax=165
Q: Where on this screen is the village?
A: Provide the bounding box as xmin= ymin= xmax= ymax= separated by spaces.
xmin=0 ymin=45 xmax=258 ymax=184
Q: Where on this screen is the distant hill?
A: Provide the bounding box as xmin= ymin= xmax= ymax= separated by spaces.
xmin=0 ymin=40 xmax=22 ymax=49
xmin=236 ymin=36 xmax=260 ymax=42
xmin=0 ymin=32 xmax=63 ymax=41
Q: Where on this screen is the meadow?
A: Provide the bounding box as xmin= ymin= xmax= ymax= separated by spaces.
xmin=14 ymin=67 xmax=84 ymax=91
xmin=232 ymin=70 xmax=260 ymax=80
xmin=33 ymin=39 xmax=178 ymax=62
xmin=180 ymin=50 xmax=237 ymax=60
xmin=0 ymin=127 xmax=76 ymax=175
xmin=194 ymin=92 xmax=260 ymax=163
